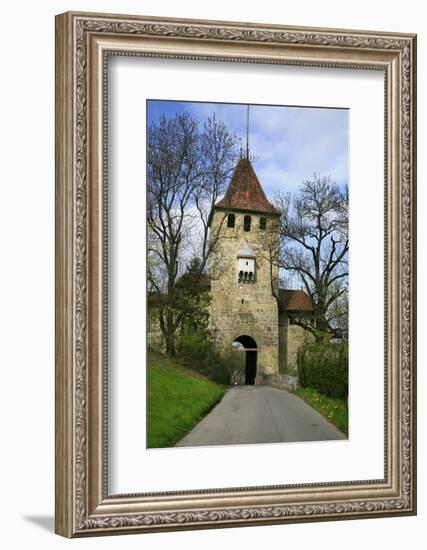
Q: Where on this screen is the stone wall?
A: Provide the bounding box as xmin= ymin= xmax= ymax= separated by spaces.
xmin=256 ymin=373 xmax=299 ymax=392
xmin=278 ymin=313 xmax=314 ymax=375
xmin=209 ymin=209 xmax=280 ymax=376
xmin=147 ymin=309 xmax=165 ymax=353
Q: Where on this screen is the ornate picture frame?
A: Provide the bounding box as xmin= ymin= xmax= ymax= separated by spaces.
xmin=55 ymin=11 xmax=417 ymax=537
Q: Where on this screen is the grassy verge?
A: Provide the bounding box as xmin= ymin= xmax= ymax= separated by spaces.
xmin=147 ymin=352 xmax=227 ymax=448
xmin=295 ymin=387 xmax=348 ymax=436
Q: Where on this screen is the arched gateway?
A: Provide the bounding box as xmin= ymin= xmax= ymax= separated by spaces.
xmin=232 ymin=335 xmax=257 ymax=385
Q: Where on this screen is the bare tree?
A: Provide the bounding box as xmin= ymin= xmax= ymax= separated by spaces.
xmin=147 ymin=112 xmax=239 ymax=355
xmin=326 ymin=281 xmax=349 ymax=338
xmin=275 ymin=174 xmax=348 ymax=342
xmin=192 ymin=114 xmax=239 ymax=272
xmin=147 ymin=113 xmax=202 ymax=354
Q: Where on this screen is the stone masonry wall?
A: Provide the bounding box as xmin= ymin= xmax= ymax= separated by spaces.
xmin=278 ymin=313 xmax=314 ymax=375
xmin=147 ymin=309 xmax=165 ymax=353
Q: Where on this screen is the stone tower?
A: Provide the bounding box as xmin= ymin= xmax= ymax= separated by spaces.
xmin=208 ymin=158 xmax=281 ymax=383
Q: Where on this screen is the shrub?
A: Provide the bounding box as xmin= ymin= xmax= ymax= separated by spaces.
xmin=297 ymin=342 xmax=348 ymax=399
xmin=176 ymin=330 xmax=229 ymax=384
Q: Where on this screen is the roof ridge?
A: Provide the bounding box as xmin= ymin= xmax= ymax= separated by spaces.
xmin=278 ymin=288 xmax=314 ymax=312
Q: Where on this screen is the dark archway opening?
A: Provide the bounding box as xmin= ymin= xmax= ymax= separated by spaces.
xmin=233 ymin=335 xmax=257 ymax=385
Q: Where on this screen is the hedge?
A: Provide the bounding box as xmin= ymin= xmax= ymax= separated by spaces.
xmin=297 ymin=342 xmax=348 ymax=399
xmin=176 ymin=330 xmax=229 ymax=384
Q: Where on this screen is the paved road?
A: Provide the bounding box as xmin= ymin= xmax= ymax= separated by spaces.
xmin=176 ymin=385 xmax=345 ymax=447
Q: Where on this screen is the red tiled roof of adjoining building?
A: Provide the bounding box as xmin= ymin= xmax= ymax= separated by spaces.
xmin=215 ymin=158 xmax=280 ymax=215
xmin=278 ymin=289 xmax=314 ymax=312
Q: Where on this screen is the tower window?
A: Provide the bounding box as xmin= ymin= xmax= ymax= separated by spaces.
xmin=259 ymin=217 xmax=267 ymax=230
xmin=237 ymin=247 xmax=256 ymax=284
xmin=243 ymin=215 xmax=251 ymax=232
xmin=227 ymin=213 xmax=235 ymax=228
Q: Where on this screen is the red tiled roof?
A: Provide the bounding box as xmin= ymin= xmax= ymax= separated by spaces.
xmin=215 ymin=158 xmax=280 ymax=215
xmin=279 ymin=289 xmax=314 ymax=312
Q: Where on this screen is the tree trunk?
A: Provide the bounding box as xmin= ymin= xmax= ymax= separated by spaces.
xmin=159 ymin=308 xmax=177 ymax=357
xmin=165 ymin=322 xmax=176 ymax=356
xmin=314 ymin=303 xmax=331 ymax=343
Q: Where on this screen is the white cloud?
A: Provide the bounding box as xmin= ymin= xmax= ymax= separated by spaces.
xmin=149 ymin=100 xmax=348 ymax=198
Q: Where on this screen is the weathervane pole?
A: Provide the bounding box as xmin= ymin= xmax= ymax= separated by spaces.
xmin=246 ymin=104 xmax=250 ymax=159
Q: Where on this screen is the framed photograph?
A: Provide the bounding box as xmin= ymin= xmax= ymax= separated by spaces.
xmin=55 ymin=11 xmax=417 ymax=537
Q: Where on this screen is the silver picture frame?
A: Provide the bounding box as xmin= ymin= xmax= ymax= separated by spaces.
xmin=55 ymin=11 xmax=417 ymax=537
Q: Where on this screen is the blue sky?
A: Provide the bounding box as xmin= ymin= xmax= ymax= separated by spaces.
xmin=147 ymin=99 xmax=348 ymax=197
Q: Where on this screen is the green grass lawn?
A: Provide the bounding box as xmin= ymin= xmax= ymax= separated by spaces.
xmin=295 ymin=387 xmax=348 ymax=436
xmin=147 ymin=352 xmax=227 ymax=448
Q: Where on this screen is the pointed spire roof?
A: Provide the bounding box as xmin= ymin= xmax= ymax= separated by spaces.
xmin=215 ymin=158 xmax=280 ymax=215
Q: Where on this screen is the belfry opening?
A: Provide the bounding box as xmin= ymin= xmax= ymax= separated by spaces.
xmin=232 ymin=335 xmax=258 ymax=385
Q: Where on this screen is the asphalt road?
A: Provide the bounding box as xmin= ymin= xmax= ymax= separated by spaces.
xmin=176 ymin=385 xmax=346 ymax=447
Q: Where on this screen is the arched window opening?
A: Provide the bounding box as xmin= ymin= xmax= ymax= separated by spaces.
xmin=243 ymin=215 xmax=251 ymax=232
xmin=227 ymin=213 xmax=235 ymax=228
xmin=259 ymin=217 xmax=267 ymax=230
